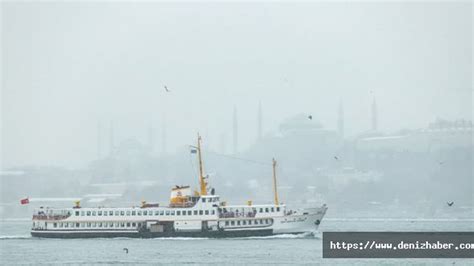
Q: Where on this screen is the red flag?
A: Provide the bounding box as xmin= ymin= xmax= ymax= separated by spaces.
xmin=20 ymin=198 xmax=29 ymax=205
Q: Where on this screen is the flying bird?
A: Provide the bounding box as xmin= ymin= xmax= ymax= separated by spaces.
xmin=308 ymin=115 xmax=312 ymax=120
xmin=334 ymin=156 xmax=339 ymax=160
xmin=164 ymin=85 xmax=170 ymax=92
xmin=447 ymin=202 xmax=454 ymax=207
xmin=123 ymin=248 xmax=129 ymax=254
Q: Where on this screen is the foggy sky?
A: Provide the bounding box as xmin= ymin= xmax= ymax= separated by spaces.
xmin=1 ymin=1 xmax=472 ymax=169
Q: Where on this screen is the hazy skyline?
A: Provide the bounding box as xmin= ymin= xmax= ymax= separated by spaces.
xmin=1 ymin=1 xmax=472 ymax=169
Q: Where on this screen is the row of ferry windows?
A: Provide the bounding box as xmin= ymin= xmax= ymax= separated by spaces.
xmin=224 ymin=219 xmax=271 ymax=226
xmin=75 ymin=209 xmax=215 ymax=217
xmin=52 ymin=222 xmax=141 ymax=228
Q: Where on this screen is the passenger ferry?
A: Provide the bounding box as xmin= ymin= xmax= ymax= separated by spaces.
xmin=31 ymin=135 xmax=327 ymax=238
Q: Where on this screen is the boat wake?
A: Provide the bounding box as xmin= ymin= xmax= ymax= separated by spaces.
xmin=235 ymin=232 xmax=320 ymax=240
xmin=0 ymin=235 xmax=32 ymax=240
xmin=148 ymin=237 xmax=210 ymax=241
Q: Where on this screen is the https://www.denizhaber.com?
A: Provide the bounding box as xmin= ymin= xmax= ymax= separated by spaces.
xmin=329 ymin=240 xmax=474 ymax=251
xmin=322 ymin=232 xmax=474 ymax=258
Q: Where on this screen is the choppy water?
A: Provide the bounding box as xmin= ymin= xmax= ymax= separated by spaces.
xmin=1 ymin=218 xmax=473 ymax=265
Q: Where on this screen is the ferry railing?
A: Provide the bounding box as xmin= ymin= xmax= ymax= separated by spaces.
xmin=218 ymin=211 xmax=257 ymax=218
xmin=32 ymin=212 xmax=71 ymax=221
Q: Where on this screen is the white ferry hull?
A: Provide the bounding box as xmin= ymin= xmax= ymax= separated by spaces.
xmin=31 ymin=206 xmax=327 ymax=239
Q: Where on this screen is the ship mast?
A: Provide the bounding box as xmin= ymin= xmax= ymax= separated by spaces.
xmin=272 ymin=158 xmax=279 ymax=206
xmin=197 ymin=134 xmax=207 ymax=195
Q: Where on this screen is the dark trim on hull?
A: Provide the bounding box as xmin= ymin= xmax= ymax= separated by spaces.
xmin=31 ymin=229 xmax=274 ymax=239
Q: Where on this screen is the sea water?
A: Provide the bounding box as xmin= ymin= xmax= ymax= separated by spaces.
xmin=1 ymin=218 xmax=473 ymax=265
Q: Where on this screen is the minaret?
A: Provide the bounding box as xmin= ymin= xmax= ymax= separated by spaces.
xmin=219 ymin=132 xmax=227 ymax=154
xmin=338 ymin=99 xmax=344 ymax=138
xmin=371 ymin=97 xmax=378 ymax=131
xmin=161 ymin=117 xmax=167 ymax=156
xmin=97 ymin=121 xmax=102 ymax=159
xmin=233 ymin=105 xmax=238 ymax=154
xmin=257 ymin=100 xmax=263 ymax=141
xmin=147 ymin=123 xmax=154 ymax=154
xmin=109 ymin=120 xmax=115 ymax=156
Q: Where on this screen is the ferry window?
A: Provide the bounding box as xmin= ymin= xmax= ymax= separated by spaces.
xmin=199 ymin=210 xmax=203 ymax=215
xmin=65 ymin=223 xmax=69 ymax=228
xmin=81 ymin=223 xmax=85 ymax=228
xmin=115 ymin=222 xmax=120 ymax=227
xmin=115 ymin=211 xmax=119 ymax=216
xmin=160 ymin=210 xmax=164 ymax=215
xmin=259 ymin=220 xmax=262 ymax=224
xmin=143 ymin=211 xmax=148 ymax=215
xmin=109 ymin=222 xmax=113 ymax=227
xmin=92 ymin=223 xmax=96 ymax=228
xmin=166 ymin=210 xmax=170 ymax=215
xmin=183 ymin=211 xmax=187 ymax=216
xmin=137 ymin=211 xmax=142 ymax=216
xmin=177 ymin=211 xmax=181 ymax=216
xmin=97 ymin=211 xmax=101 ymax=216
xmin=188 ymin=211 xmax=192 ymax=215
xmin=259 ymin=208 xmax=263 ymax=213
xmin=53 ymin=223 xmax=57 ymax=228
xmin=265 ymin=219 xmax=269 ymax=224
xmin=276 ymin=207 xmax=280 ymax=212
xmin=126 ymin=223 xmax=130 ymax=227
xmin=126 ymin=211 xmax=130 ymax=216
xmin=265 ymin=208 xmax=269 ymax=213
xmin=231 ymin=221 xmax=235 ymax=226
xmin=98 ymin=223 xmax=102 ymax=228
xmin=170 ymin=211 xmax=175 ymax=215
xmin=104 ymin=211 xmax=108 ymax=216
xmin=75 ymin=211 xmax=79 ymax=216
xmin=271 ymin=207 xmax=274 ymax=212
xmin=194 ymin=210 xmax=198 ymax=215
xmin=104 ymin=223 xmax=108 ymax=228
xmin=205 ymin=210 xmax=209 ymax=215
xmin=109 ymin=211 xmax=113 ymax=216
xmin=92 ymin=211 xmax=96 ymax=216
xmin=212 ymin=210 xmax=215 ymax=215
xmin=121 ymin=223 xmax=125 ymax=228
xmin=120 ymin=211 xmax=125 ymax=216
xmin=59 ymin=223 xmax=63 ymax=228
xmin=202 ymin=198 xmax=206 ymax=203
xmin=132 ymin=223 xmax=136 ymax=227
xmin=76 ymin=223 xmax=80 ymax=228
xmin=87 ymin=223 xmax=91 ymax=227
xmin=243 ymin=220 xmax=246 ymax=225
xmin=155 ymin=211 xmax=159 ymax=215
xmin=237 ymin=221 xmax=241 ymax=226
xmin=149 ymin=211 xmax=153 ymax=216
xmin=225 ymin=221 xmax=229 ymax=226
xmin=81 ymin=211 xmax=84 ymax=216
xmin=87 ymin=211 xmax=91 ymax=216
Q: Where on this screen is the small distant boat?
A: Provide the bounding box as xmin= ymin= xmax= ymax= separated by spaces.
xmin=31 ymin=135 xmax=327 ymax=238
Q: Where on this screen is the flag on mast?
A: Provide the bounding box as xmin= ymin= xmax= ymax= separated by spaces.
xmin=20 ymin=197 xmax=29 ymax=205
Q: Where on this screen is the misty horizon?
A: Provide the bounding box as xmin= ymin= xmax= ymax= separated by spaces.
xmin=1 ymin=2 xmax=472 ymax=169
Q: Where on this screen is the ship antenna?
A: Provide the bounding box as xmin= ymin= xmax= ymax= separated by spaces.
xmin=272 ymin=158 xmax=279 ymax=206
xmin=197 ymin=133 xmax=207 ymax=195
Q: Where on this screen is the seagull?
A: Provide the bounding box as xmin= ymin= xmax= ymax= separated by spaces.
xmin=334 ymin=156 xmax=339 ymax=160
xmin=123 ymin=248 xmax=129 ymax=254
xmin=164 ymin=85 xmax=170 ymax=92
xmin=308 ymin=115 xmax=312 ymax=120
xmin=447 ymin=202 xmax=454 ymax=207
